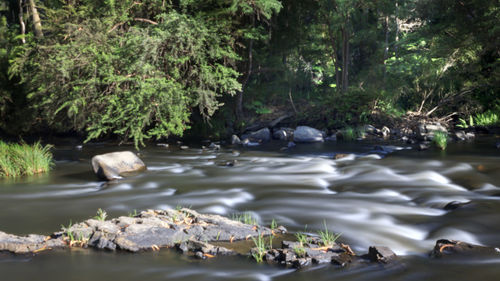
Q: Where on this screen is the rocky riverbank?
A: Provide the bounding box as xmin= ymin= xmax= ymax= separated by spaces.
xmin=1 ymin=209 xmax=498 ymax=270
xmin=228 ymin=113 xmax=500 ymax=151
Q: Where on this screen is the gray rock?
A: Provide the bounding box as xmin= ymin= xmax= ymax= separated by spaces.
xmin=231 ymin=135 xmax=241 ymax=145
xmin=367 ymin=246 xmax=397 ymax=263
xmin=0 ymin=231 xmax=65 ymax=254
xmin=208 ymin=143 xmax=220 ymax=150
xmin=430 ymin=239 xmax=500 ymax=258
xmin=444 ymin=201 xmax=471 ymax=210
xmin=293 ymin=126 xmax=324 ymax=143
xmin=178 ymin=239 xmax=234 ymax=256
xmin=381 ymin=126 xmax=391 ymax=138
xmin=325 ymin=134 xmax=337 ymax=141
xmin=91 ymin=151 xmax=146 ymax=181
xmin=418 ymin=142 xmax=431 ymax=151
xmin=363 ymin=125 xmax=377 ymax=135
xmin=242 ymin=128 xmax=271 ymax=143
xmin=455 ymin=131 xmax=475 ymax=141
xmin=273 ymin=128 xmax=294 ymax=141
xmin=417 ymin=122 xmax=448 ymax=141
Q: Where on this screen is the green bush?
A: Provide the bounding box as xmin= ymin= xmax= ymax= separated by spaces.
xmin=0 ymin=141 xmax=54 ymax=178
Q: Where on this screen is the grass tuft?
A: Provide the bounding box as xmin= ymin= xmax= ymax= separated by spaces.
xmin=94 ymin=208 xmax=108 ymax=221
xmin=433 ymin=131 xmax=448 ymax=150
xmin=317 ymin=221 xmax=341 ymax=247
xmin=295 ymin=232 xmax=309 ymax=245
xmin=232 ymin=212 xmax=258 ymax=225
xmin=251 ymin=232 xmax=268 ymax=263
xmin=293 ymin=246 xmax=306 ymax=258
xmin=0 ymin=141 xmax=53 ymax=178
xmin=270 ymin=219 xmax=277 ymax=230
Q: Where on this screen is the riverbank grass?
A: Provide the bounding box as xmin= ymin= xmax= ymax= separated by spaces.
xmin=433 ymin=132 xmax=448 ymax=150
xmin=0 ymin=141 xmax=54 ymax=178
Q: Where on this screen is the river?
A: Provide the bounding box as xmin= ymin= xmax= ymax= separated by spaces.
xmin=1 ymin=138 xmax=499 ymax=280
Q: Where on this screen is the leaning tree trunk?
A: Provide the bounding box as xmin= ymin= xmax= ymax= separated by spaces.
xmin=28 ymin=0 xmax=43 ymax=38
xmin=18 ymin=0 xmax=26 ymax=43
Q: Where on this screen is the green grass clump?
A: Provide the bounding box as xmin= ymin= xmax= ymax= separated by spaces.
xmin=317 ymin=221 xmax=341 ymax=247
xmin=232 ymin=212 xmax=258 ymax=225
xmin=295 ymin=232 xmax=309 ymax=245
xmin=251 ymin=232 xmax=272 ymax=263
xmin=270 ymin=219 xmax=277 ymax=230
xmin=0 ymin=141 xmax=54 ymax=178
xmin=433 ymin=131 xmax=448 ymax=150
xmin=94 ymin=208 xmax=108 ymax=221
xmin=293 ymin=246 xmax=306 ymax=258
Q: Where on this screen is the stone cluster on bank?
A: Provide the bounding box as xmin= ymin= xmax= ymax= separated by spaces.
xmin=1 ymin=209 xmax=499 ymax=270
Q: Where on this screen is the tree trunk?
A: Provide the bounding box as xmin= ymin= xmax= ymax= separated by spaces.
xmin=341 ymin=24 xmax=349 ymax=94
xmin=325 ymin=18 xmax=340 ymax=92
xmin=383 ymin=15 xmax=389 ymax=83
xmin=28 ymin=0 xmax=43 ymax=38
xmin=235 ymin=21 xmax=254 ymax=122
xmin=394 ymin=1 xmax=399 ymax=58
xmin=18 ymin=0 xmax=26 ymax=44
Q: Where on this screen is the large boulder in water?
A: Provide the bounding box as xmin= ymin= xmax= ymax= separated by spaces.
xmin=241 ymin=128 xmax=271 ymax=143
xmin=293 ymin=126 xmax=324 ymax=143
xmin=91 ymin=151 xmax=146 ymax=181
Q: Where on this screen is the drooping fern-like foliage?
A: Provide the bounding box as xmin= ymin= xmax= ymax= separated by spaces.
xmin=10 ymin=0 xmax=280 ymax=147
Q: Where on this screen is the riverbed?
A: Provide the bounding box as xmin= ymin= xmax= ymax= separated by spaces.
xmin=1 ymin=139 xmax=499 ymax=281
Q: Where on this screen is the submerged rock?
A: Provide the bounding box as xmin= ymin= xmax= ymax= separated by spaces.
xmin=443 ymin=201 xmax=471 ymax=210
xmin=293 ymin=126 xmax=324 ymax=143
xmin=418 ymin=142 xmax=431 ymax=151
xmin=366 ymin=246 xmax=397 ymax=263
xmin=454 ymin=130 xmax=475 ymax=141
xmin=91 ymin=151 xmax=146 ymax=181
xmin=430 ymin=239 xmax=500 ymax=258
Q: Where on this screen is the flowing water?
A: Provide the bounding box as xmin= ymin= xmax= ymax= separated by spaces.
xmin=1 ymin=139 xmax=500 ymax=280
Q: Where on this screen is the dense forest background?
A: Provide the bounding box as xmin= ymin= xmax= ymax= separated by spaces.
xmin=1 ymin=0 xmax=498 ymax=145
